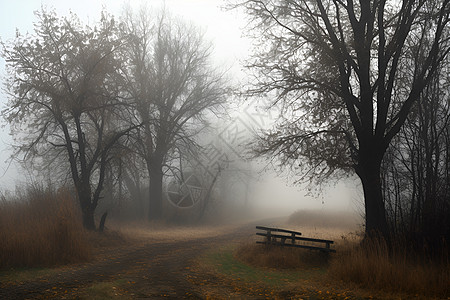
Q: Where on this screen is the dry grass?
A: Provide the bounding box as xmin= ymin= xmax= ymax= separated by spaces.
xmin=243 ymin=210 xmax=450 ymax=298
xmin=112 ymin=220 xmax=245 ymax=243
xmin=235 ymin=242 xmax=329 ymax=270
xmin=236 ymin=210 xmax=358 ymax=270
xmin=0 ymin=187 xmax=91 ymax=268
xmin=329 ymin=236 xmax=450 ymax=298
xmin=287 ymin=209 xmax=362 ymax=230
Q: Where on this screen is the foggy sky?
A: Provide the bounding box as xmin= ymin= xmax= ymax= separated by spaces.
xmin=0 ymin=0 xmax=361 ymax=213
xmin=0 ymin=0 xmax=249 ymax=189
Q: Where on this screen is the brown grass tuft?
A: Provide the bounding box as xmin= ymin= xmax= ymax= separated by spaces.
xmin=329 ymin=236 xmax=450 ymax=297
xmin=0 ymin=187 xmax=91 ymax=268
xmin=235 ymin=242 xmax=329 ymax=270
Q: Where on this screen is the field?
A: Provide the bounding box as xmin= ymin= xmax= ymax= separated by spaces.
xmin=1 ymin=192 xmax=449 ymax=299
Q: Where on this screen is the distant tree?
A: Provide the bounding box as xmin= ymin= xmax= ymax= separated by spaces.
xmin=119 ymin=8 xmax=229 ymax=220
xmin=1 ymin=9 xmax=137 ymax=230
xmin=237 ymin=0 xmax=450 ymax=237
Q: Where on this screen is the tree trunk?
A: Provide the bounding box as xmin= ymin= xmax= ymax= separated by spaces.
xmin=77 ymin=181 xmax=96 ymax=230
xmin=81 ymin=205 xmax=96 ymax=230
xmin=148 ymin=161 xmax=164 ymax=221
xmin=357 ymin=144 xmax=389 ymax=239
xmin=99 ymin=211 xmax=108 ymax=232
xmin=197 ymin=168 xmax=221 ymax=222
xmin=123 ymin=168 xmax=146 ymax=219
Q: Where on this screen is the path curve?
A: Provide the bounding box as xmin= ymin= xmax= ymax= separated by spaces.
xmin=0 ymin=222 xmax=256 ymax=299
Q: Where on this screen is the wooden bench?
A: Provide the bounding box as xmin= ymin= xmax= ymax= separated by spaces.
xmin=256 ymin=226 xmax=336 ymax=253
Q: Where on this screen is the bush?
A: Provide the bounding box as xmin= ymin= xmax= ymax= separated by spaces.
xmin=0 ymin=187 xmax=91 ymax=268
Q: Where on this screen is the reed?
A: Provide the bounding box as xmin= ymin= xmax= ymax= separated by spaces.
xmin=0 ymin=187 xmax=91 ymax=268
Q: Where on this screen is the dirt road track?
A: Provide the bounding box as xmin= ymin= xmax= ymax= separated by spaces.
xmin=0 ymin=223 xmax=256 ymax=299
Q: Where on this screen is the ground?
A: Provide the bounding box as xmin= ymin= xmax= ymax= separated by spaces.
xmin=0 ymin=221 xmax=255 ymax=299
xmin=0 ymin=219 xmax=428 ymax=299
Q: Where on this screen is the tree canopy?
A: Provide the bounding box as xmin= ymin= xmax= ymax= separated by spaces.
xmin=2 ymin=9 xmax=136 ymax=229
xmin=119 ymin=8 xmax=229 ymax=220
xmin=1 ymin=7 xmax=230 ymax=226
xmin=238 ymin=0 xmax=450 ymax=236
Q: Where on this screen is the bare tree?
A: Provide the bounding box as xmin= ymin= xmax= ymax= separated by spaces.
xmin=119 ymin=8 xmax=229 ymax=220
xmin=237 ymin=0 xmax=450 ymax=237
xmin=1 ymin=9 xmax=138 ymax=230
xmin=382 ymin=52 xmax=450 ymax=247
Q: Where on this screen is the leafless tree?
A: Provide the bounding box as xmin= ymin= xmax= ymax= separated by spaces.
xmin=236 ymin=0 xmax=450 ymax=237
xmin=1 ymin=9 xmax=138 ymax=230
xmin=119 ymin=8 xmax=229 ymax=220
xmin=382 ymin=51 xmax=450 ymax=248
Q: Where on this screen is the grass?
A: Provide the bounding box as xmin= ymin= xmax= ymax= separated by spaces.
xmin=286 ymin=209 xmax=450 ymax=297
xmin=199 ymin=244 xmax=356 ymax=299
xmin=0 ymin=266 xmax=60 ymax=284
xmin=0 ymin=186 xmax=91 ymax=268
xmin=287 ymin=209 xmax=362 ymax=230
xmin=329 ymin=236 xmax=450 ymax=298
xmin=205 ymin=245 xmax=327 ymax=287
xmin=80 ymin=279 xmax=130 ymax=300
xmin=235 ymin=242 xmax=330 ymax=271
xmin=221 ymin=211 xmax=450 ymax=299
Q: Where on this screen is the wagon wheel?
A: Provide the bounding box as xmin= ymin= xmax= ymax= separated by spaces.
xmin=166 ymin=171 xmax=206 ymax=209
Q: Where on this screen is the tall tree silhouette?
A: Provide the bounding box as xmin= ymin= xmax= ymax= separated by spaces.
xmin=2 ymin=10 xmax=137 ymax=229
xmin=238 ymin=0 xmax=450 ymax=236
xmin=120 ymin=9 xmax=228 ymax=220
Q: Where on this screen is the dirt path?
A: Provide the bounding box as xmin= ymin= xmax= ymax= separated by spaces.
xmin=0 ymin=223 xmax=256 ymax=299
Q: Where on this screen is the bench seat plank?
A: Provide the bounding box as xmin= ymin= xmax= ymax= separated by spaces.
xmin=256 ymin=232 xmax=334 ymax=244
xmin=256 ymin=241 xmax=336 ymax=252
xmin=256 ymin=226 xmax=302 ymax=236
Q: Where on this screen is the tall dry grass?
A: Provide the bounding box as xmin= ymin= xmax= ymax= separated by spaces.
xmin=329 ymin=236 xmax=450 ymax=297
xmin=251 ymin=210 xmax=449 ymax=297
xmin=235 ymin=242 xmax=329 ymax=270
xmin=0 ymin=187 xmax=91 ymax=268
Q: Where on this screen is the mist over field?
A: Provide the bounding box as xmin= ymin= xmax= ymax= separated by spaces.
xmin=0 ymin=0 xmax=362 ymax=222
xmin=0 ymin=0 xmax=449 ymax=299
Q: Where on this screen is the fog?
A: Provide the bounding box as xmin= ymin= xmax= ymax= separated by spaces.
xmin=0 ymin=0 xmax=362 ymax=225
xmin=249 ymin=175 xmax=360 ymax=216
xmin=1 ymin=2 xmax=448 ymax=299
xmin=0 ymin=0 xmax=249 ymax=191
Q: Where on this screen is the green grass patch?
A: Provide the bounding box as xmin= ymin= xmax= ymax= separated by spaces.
xmin=204 ymin=245 xmax=327 ymax=287
xmin=198 ymin=245 xmax=370 ymax=299
xmin=78 ymin=279 xmax=129 ymax=300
